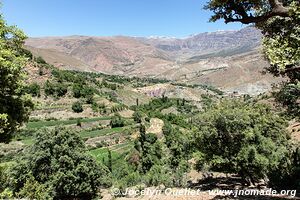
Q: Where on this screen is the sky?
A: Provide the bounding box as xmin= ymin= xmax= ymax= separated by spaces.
xmin=2 ymin=0 xmax=245 ymax=38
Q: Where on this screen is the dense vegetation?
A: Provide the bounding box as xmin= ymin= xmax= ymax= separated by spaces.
xmin=0 ymin=14 xmax=33 ymax=143
xmin=193 ymin=100 xmax=291 ymax=185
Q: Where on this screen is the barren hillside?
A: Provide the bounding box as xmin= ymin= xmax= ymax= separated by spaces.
xmin=25 ymin=27 xmax=280 ymax=95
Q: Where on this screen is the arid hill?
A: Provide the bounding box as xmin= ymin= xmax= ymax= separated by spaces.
xmin=25 ymin=27 xmax=281 ymax=95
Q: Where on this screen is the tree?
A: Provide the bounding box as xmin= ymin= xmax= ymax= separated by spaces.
xmin=110 ymin=113 xmax=124 ymax=128
xmin=133 ymin=110 xmax=143 ymax=123
xmin=72 ymin=83 xmax=83 ymax=98
xmin=9 ymin=127 xmax=111 ymax=199
xmin=44 ymin=80 xmax=55 ymax=96
xmin=274 ymin=82 xmax=300 ymax=117
xmin=24 ymin=83 xmax=41 ymax=97
xmin=107 ymin=148 xmax=113 ymax=172
xmin=72 ymin=101 xmax=83 ymax=113
xmin=56 ymin=83 xmax=68 ymax=97
xmin=136 ymin=98 xmax=139 ymax=106
xmin=193 ymin=100 xmax=290 ymax=185
xmin=205 ymin=0 xmax=300 ymax=116
xmin=205 ymin=0 xmax=291 ymax=24
xmin=0 ymin=13 xmax=33 ymax=143
xmin=134 ymin=128 xmax=162 ymax=174
xmin=162 ymin=122 xmax=189 ymax=168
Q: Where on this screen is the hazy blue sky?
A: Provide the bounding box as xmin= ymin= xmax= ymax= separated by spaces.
xmin=2 ymin=0 xmax=245 ymax=37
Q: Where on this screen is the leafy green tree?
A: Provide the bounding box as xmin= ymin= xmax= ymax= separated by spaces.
xmin=24 ymin=83 xmax=41 ymax=97
xmin=55 ymin=83 xmax=68 ymax=97
xmin=0 ymin=164 xmax=10 ymax=194
xmin=133 ymin=110 xmax=143 ymax=123
xmin=134 ymin=125 xmax=163 ymax=174
xmin=107 ymin=148 xmax=113 ymax=172
xmin=72 ymin=83 xmax=83 ymax=98
xmin=72 ymin=84 xmax=94 ymax=98
xmin=9 ymin=127 xmax=111 ymax=199
xmin=162 ymin=122 xmax=190 ymax=168
xmin=18 ymin=175 xmax=51 ymax=200
xmin=274 ymin=82 xmax=300 ymax=118
xmin=72 ymin=101 xmax=83 ymax=113
xmin=44 ymin=80 xmax=55 ymax=96
xmin=145 ymin=165 xmax=172 ymax=187
xmin=76 ymin=118 xmax=82 ymax=127
xmin=193 ymin=100 xmax=290 ymax=185
xmin=0 ymin=13 xmax=33 ymax=142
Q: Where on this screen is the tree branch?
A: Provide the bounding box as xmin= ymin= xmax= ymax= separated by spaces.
xmin=284 ymin=66 xmax=300 ymax=73
xmin=224 ymin=0 xmax=290 ymax=24
xmin=269 ymin=0 xmax=289 ymax=14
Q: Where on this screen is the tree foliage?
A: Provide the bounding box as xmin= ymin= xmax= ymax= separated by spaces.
xmin=0 ymin=14 xmax=33 ymax=142
xmin=133 ymin=110 xmax=143 ymax=123
xmin=134 ymin=125 xmax=163 ymax=173
xmin=72 ymin=101 xmax=83 ymax=113
xmin=110 ymin=113 xmax=125 ymax=128
xmin=193 ymin=100 xmax=290 ymax=184
xmin=24 ymin=83 xmax=41 ymax=97
xmin=9 ymin=127 xmax=110 ymax=199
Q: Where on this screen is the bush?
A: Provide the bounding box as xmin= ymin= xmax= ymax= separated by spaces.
xmin=35 ymin=56 xmax=47 ymax=64
xmin=44 ymin=80 xmax=55 ymax=96
xmin=24 ymin=83 xmax=40 ymax=97
xmin=72 ymin=83 xmax=83 ymax=98
xmin=56 ymin=84 xmax=68 ymax=97
xmin=72 ymin=84 xmax=94 ymax=98
xmin=110 ymin=114 xmax=125 ymax=128
xmin=72 ymin=101 xmax=83 ymax=113
xmin=86 ymin=95 xmax=94 ymax=104
xmin=76 ymin=118 xmax=82 ymax=127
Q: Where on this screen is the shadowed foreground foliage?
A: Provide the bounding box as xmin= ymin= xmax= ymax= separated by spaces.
xmin=8 ymin=127 xmax=111 ymax=200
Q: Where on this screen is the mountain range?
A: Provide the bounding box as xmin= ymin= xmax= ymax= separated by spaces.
xmin=25 ymin=26 xmax=280 ymax=95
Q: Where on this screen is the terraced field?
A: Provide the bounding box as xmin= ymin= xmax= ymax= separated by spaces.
xmin=18 ymin=115 xmax=136 ymax=170
xmin=26 ymin=116 xmax=111 ymax=129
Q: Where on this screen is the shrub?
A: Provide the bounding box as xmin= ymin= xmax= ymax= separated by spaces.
xmin=44 ymin=80 xmax=55 ymax=96
xmin=76 ymin=118 xmax=82 ymax=127
xmin=24 ymin=83 xmax=40 ymax=97
xmin=110 ymin=114 xmax=124 ymax=128
xmin=56 ymin=84 xmax=68 ymax=97
xmin=72 ymin=101 xmax=83 ymax=113
xmin=86 ymin=95 xmax=94 ymax=104
xmin=35 ymin=56 xmax=47 ymax=64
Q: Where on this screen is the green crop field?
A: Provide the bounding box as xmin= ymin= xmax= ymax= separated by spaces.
xmin=79 ymin=127 xmax=125 ymax=139
xmin=27 ymin=116 xmax=111 ymax=129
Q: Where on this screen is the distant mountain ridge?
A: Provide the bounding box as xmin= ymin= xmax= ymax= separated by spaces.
xmin=25 ymin=27 xmax=280 ymax=95
xmin=137 ymin=26 xmax=262 ymax=59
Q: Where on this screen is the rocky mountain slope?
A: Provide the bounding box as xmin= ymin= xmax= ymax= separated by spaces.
xmin=25 ymin=27 xmax=280 ymax=95
xmin=138 ymin=26 xmax=262 ymax=59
